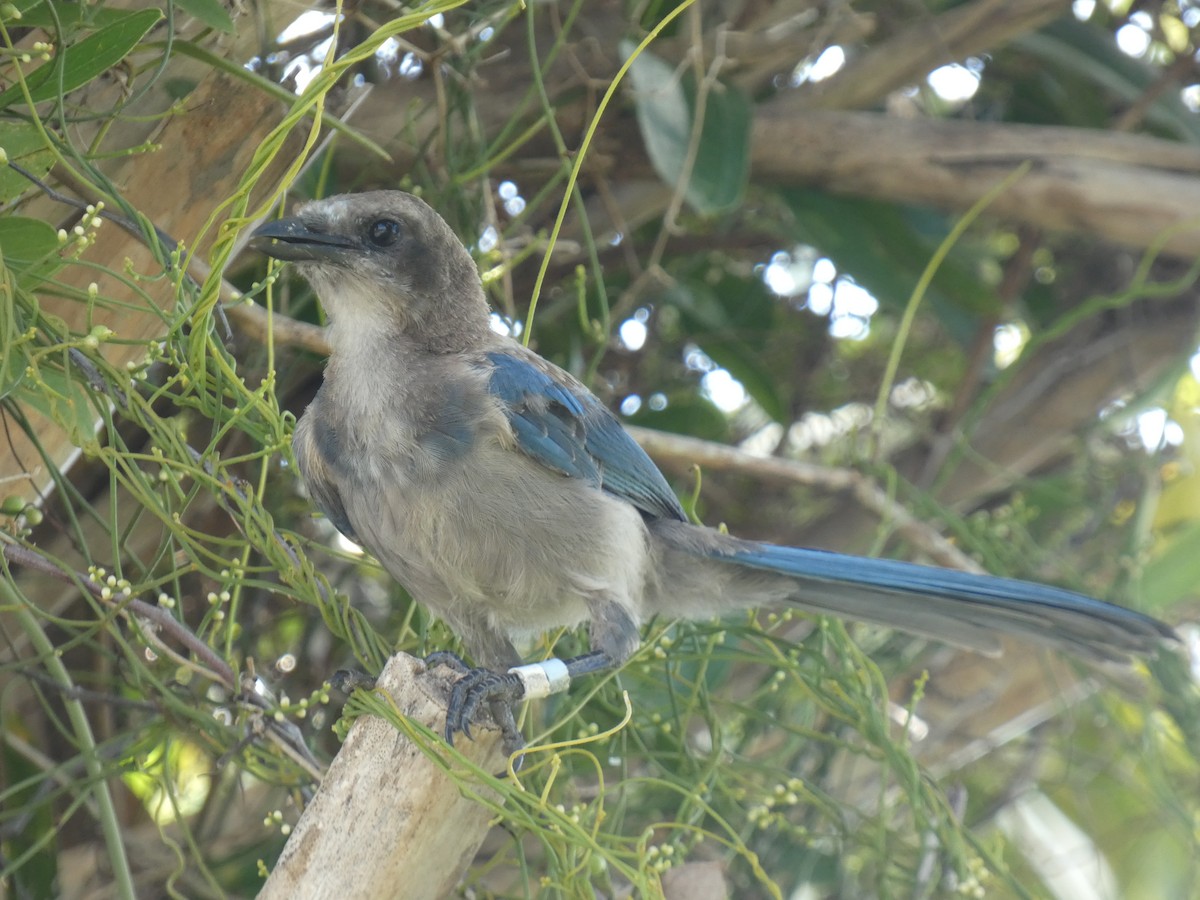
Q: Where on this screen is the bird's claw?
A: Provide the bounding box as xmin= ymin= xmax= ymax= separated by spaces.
xmin=421 ymin=650 xmax=470 ymax=675
xmin=424 ymin=658 xmax=527 ymax=757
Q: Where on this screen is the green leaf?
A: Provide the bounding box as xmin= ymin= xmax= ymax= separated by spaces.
xmin=175 ymin=0 xmax=235 ymax=34
xmin=0 ymin=121 xmax=56 ymax=202
xmin=11 ymin=0 xmax=132 ymax=30
xmin=9 ymin=0 xmax=45 ymax=18
xmin=688 ymin=79 xmax=751 ymax=213
xmin=781 ymin=189 xmax=1001 ymax=346
xmin=0 ymin=216 xmax=60 ymax=262
xmin=14 ymin=366 xmax=99 ymax=446
xmin=0 ymin=265 xmax=22 ymax=397
xmin=622 ymin=41 xmax=751 ymax=214
xmin=623 ymin=43 xmax=689 ymax=184
xmin=0 ymin=8 xmax=162 ymax=109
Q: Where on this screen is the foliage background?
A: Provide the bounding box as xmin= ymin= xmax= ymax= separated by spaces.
xmin=1 ymin=0 xmax=1198 ymax=897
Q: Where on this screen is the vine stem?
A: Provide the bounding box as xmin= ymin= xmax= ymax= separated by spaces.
xmin=1 ymin=577 xmax=136 ymax=900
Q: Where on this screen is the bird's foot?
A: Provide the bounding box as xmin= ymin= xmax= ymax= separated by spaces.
xmin=423 ymin=654 xmax=526 ymax=757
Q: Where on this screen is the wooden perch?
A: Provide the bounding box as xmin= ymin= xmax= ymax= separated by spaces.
xmin=258 ymin=653 xmax=506 ymax=900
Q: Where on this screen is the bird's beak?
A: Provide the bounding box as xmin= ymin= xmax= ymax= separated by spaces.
xmin=249 ymin=216 xmax=357 ymax=263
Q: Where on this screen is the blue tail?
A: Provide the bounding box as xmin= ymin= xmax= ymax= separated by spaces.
xmin=725 ymin=543 xmax=1174 ymax=661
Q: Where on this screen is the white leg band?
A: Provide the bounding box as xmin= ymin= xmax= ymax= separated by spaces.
xmin=508 ymin=658 xmax=571 ymax=700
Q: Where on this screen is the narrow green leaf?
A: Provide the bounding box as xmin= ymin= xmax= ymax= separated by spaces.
xmin=1016 ymin=20 xmax=1200 ymax=144
xmin=175 ymin=0 xmax=235 ymax=34
xmin=0 ymin=263 xmax=21 ymax=397
xmin=0 ymin=121 xmax=56 ymax=202
xmin=0 ymin=8 xmax=162 ymax=109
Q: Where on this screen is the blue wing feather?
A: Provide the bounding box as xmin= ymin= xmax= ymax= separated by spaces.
xmin=486 ymin=350 xmax=687 ymax=521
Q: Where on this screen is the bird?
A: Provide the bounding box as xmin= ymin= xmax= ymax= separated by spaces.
xmin=249 ymin=190 xmax=1178 ymax=751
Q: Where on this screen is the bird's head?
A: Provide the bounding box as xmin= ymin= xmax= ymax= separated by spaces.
xmin=249 ymin=191 xmax=490 ymax=351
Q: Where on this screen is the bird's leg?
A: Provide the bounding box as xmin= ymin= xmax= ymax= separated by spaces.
xmin=434 ymin=651 xmax=618 ymax=756
xmin=332 ymin=650 xmax=621 ymax=756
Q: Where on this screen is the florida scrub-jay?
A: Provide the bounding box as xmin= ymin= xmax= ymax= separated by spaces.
xmin=250 ymin=191 xmax=1176 ymax=750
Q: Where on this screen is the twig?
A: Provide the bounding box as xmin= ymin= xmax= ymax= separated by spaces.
xmin=1111 ymin=53 xmax=1198 ymax=134
xmin=801 ymin=0 xmax=1071 ymax=111
xmin=1 ymin=540 xmax=236 ymax=686
xmin=1 ymin=540 xmax=326 ymax=778
xmin=917 ymin=225 xmax=1041 ymax=489
xmin=17 ymin=668 xmax=160 ymax=712
xmin=223 ymin=298 xmax=331 ymax=356
xmin=10 ymin=161 xmax=234 ymax=342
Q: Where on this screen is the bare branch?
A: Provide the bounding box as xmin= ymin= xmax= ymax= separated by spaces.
xmin=752 ymin=108 xmax=1200 ymax=257
xmin=802 ymin=0 xmax=1072 ymax=110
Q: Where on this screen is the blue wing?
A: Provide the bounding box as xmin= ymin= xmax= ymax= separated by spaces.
xmin=486 ymin=350 xmax=687 ymax=522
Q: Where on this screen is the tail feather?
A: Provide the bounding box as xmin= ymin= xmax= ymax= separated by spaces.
xmin=649 ymin=520 xmax=1176 ymax=662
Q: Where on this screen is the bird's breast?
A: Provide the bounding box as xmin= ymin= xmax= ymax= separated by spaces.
xmin=299 ymin=357 xmax=651 ymax=638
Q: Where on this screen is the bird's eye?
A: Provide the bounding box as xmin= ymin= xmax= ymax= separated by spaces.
xmin=367 ymin=219 xmax=402 ymax=247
